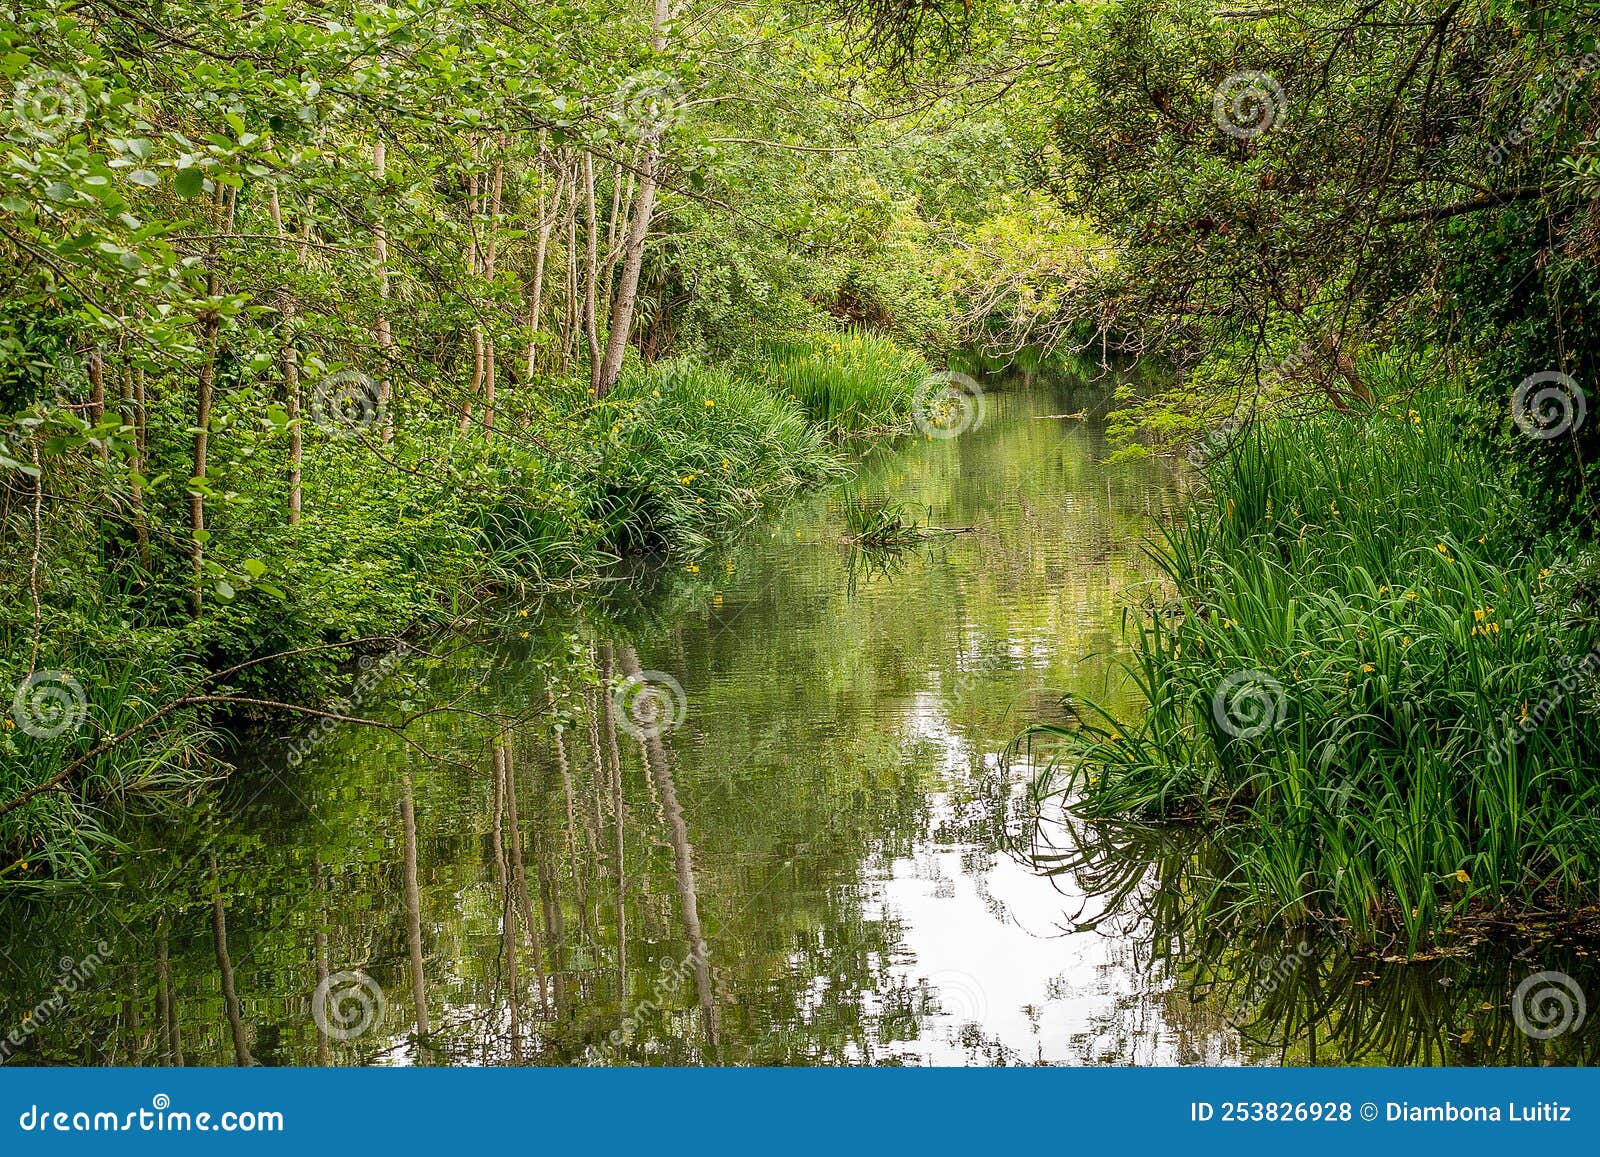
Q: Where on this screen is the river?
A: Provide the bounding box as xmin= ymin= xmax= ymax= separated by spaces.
xmin=3 ymin=370 xmax=1596 ymax=1066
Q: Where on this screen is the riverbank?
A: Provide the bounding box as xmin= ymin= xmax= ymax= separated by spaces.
xmin=1043 ymin=370 xmax=1600 ymax=952
xmin=0 ymin=335 xmax=929 ymax=880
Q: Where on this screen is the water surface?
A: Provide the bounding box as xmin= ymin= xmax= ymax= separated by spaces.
xmin=4 ymin=373 xmax=1597 ymax=1066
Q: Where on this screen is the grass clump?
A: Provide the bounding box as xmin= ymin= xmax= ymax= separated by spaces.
xmin=766 ymin=331 xmax=930 ymax=432
xmin=1040 ymin=383 xmax=1600 ymax=951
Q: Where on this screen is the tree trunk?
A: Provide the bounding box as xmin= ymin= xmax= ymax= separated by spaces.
xmin=597 ymin=0 xmax=671 ymax=396
xmin=583 ymin=153 xmax=602 ymax=392
xmin=374 ymin=135 xmax=395 ymax=442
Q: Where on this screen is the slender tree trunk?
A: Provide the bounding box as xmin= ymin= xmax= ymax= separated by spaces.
xmin=396 ymin=777 xmax=428 ymax=1056
xmin=210 ymin=854 xmax=254 ymax=1066
xmin=268 ymin=187 xmax=302 ymax=525
xmin=602 ymin=646 xmax=627 ymax=1004
xmin=597 ymin=0 xmax=671 ymax=396
xmin=119 ymin=337 xmax=150 ymax=568
xmin=190 ymin=187 xmax=230 ymax=616
xmin=86 ymin=345 xmax=107 ymax=464
xmin=583 ymin=153 xmax=602 ymax=392
xmin=502 ymin=740 xmax=549 ymax=1018
xmin=401 ymin=775 xmax=431 ymax=1060
xmin=157 ymin=924 xmax=182 ymax=1065
xmin=620 ymin=646 xmax=719 ymax=1053
xmin=374 ymin=135 xmax=395 ymax=442
xmin=525 ymin=150 xmax=564 ymax=380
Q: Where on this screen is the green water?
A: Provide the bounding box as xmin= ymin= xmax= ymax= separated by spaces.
xmin=4 ymin=375 xmax=1597 ymax=1066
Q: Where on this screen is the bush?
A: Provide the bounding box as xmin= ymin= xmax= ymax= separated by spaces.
xmin=1043 ymin=382 xmax=1600 ymax=950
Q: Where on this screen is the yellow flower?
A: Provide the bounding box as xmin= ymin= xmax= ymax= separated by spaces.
xmin=519 ymin=631 xmax=529 ymax=639
xmin=721 ymin=459 xmax=731 ymax=470
xmin=651 ymin=389 xmax=660 ymax=398
xmin=712 ymin=594 xmax=723 ymax=606
xmin=1378 ymin=585 xmax=1390 ymax=595
xmin=686 ymin=563 xmax=699 ymax=573
xmin=1402 ymin=635 xmax=1411 ymax=647
xmin=1474 ymin=609 xmax=1486 ymax=622
xmin=681 ymin=474 xmax=696 ymax=484
xmin=1436 ymin=543 xmax=1448 ymax=554
xmin=518 ymin=608 xmax=528 ymax=617
xmin=1405 ymin=590 xmax=1417 ymax=601
xmin=1361 ymin=663 xmax=1374 ymax=674
xmin=704 ymin=398 xmax=715 ymax=408
xmin=1540 ymin=568 xmax=1551 ymax=579
xmin=695 ymin=497 xmax=704 ymax=504
xmin=1455 ymin=868 xmax=1470 ymax=884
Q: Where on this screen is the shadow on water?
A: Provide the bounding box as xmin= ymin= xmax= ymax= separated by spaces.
xmin=3 ymin=366 xmax=1594 ymax=1066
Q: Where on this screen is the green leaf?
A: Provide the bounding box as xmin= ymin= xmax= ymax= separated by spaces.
xmin=174 ymin=167 xmax=204 ymax=198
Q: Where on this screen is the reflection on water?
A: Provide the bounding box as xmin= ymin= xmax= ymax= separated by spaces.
xmin=3 ymin=374 xmax=1597 ymax=1066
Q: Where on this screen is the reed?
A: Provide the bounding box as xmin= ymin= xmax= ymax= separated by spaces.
xmin=1036 ymin=385 xmax=1600 ymax=950
xmin=765 ymin=331 xmax=930 ymax=432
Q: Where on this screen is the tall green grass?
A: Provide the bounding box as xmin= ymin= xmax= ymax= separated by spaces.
xmin=765 ymin=331 xmax=930 ymax=432
xmin=1039 ymin=385 xmax=1600 ymax=950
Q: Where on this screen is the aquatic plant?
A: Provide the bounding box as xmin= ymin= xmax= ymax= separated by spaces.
xmin=1038 ymin=383 xmax=1600 ymax=950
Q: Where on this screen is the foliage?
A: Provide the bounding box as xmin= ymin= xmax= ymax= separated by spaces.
xmin=1041 ymin=379 xmax=1600 ymax=950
